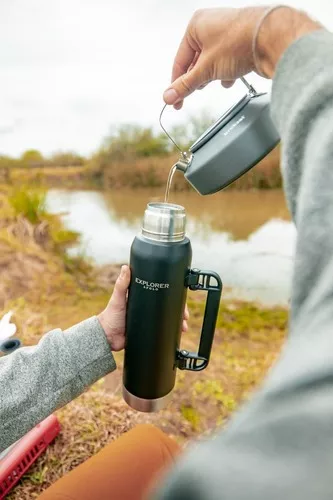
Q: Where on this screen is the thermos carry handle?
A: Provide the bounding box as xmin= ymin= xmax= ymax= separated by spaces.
xmin=177 ymin=268 xmax=222 ymax=372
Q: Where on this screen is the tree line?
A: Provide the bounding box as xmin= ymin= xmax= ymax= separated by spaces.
xmin=0 ymin=112 xmax=214 ymax=169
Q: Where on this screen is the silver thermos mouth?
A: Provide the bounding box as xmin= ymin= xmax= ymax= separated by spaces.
xmin=141 ymin=202 xmax=186 ymax=242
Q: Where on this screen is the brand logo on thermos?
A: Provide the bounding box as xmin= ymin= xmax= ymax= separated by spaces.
xmin=135 ymin=277 xmax=169 ymax=291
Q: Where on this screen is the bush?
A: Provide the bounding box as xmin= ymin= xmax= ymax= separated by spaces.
xmin=8 ymin=187 xmax=46 ymax=224
xmin=99 ymin=124 xmax=170 ymax=163
xmin=48 ymin=151 xmax=85 ymax=167
xmin=20 ymin=150 xmax=45 ymax=168
xmin=0 ymin=155 xmax=18 ymax=168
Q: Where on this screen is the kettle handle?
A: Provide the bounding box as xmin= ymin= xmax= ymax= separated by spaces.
xmin=177 ymin=269 xmax=222 ymax=372
xmin=240 ymin=77 xmax=257 ymax=96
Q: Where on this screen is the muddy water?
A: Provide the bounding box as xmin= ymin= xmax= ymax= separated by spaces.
xmin=46 ymin=188 xmax=295 ymax=306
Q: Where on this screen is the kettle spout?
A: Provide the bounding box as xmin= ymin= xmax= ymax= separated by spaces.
xmin=175 ymin=152 xmax=193 ymax=173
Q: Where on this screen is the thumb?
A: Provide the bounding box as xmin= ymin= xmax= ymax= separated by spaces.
xmin=163 ymin=64 xmax=205 ymax=105
xmin=109 ymin=265 xmax=131 ymax=310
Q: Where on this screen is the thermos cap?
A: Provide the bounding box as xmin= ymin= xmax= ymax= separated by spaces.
xmin=142 ymin=202 xmax=186 ymax=242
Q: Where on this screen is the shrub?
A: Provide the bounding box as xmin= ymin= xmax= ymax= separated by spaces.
xmin=20 ymin=150 xmax=45 ymax=168
xmin=8 ymin=187 xmax=46 ymax=224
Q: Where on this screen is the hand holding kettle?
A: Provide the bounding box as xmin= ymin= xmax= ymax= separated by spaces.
xmin=163 ymin=6 xmax=321 ymax=109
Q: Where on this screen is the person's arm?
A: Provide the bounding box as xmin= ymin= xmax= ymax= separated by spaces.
xmin=156 ymin=8 xmax=333 ymax=500
xmin=0 ymin=265 xmax=131 ymax=453
xmin=0 ymin=265 xmax=189 ymax=453
xmin=0 ymin=317 xmax=115 ymax=452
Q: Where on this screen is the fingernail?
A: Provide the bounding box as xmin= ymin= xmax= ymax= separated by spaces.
xmin=174 ymin=101 xmax=183 ymax=111
xmin=120 ymin=265 xmax=126 ymax=277
xmin=163 ymin=88 xmax=179 ymax=105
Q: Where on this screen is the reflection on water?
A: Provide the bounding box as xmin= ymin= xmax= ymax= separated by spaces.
xmin=46 ymin=188 xmax=296 ymax=306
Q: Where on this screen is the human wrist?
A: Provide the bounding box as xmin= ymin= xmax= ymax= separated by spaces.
xmin=97 ymin=312 xmax=113 ymax=348
xmin=97 ymin=310 xmax=125 ymax=352
xmin=255 ymin=6 xmax=323 ymax=78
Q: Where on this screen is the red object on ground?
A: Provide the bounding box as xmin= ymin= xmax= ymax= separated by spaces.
xmin=0 ymin=415 xmax=61 ymax=499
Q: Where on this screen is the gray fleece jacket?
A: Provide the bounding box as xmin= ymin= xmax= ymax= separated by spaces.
xmin=0 ymin=317 xmax=115 ymax=453
xmin=156 ymin=29 xmax=333 ymax=500
xmin=1 ymin=27 xmax=333 ymax=500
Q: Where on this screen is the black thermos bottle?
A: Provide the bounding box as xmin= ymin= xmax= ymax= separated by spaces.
xmin=123 ymin=202 xmax=222 ymax=412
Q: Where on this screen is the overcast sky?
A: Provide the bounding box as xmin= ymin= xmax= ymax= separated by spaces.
xmin=0 ymin=0 xmax=331 ymax=157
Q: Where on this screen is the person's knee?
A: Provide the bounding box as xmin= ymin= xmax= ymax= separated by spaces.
xmin=125 ymin=423 xmax=165 ymax=440
xmin=132 ymin=424 xmax=180 ymax=458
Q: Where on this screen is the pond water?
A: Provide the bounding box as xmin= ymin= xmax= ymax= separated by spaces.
xmin=46 ymin=188 xmax=296 ymax=306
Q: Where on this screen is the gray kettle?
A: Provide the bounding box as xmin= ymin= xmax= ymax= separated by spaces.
xmin=172 ymin=78 xmax=280 ymax=195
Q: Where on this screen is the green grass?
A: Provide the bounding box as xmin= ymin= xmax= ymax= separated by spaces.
xmin=8 ymin=187 xmax=46 ymax=224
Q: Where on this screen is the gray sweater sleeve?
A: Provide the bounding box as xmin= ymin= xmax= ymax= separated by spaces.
xmin=0 ymin=316 xmax=115 ymax=452
xmin=155 ymin=30 xmax=333 ymax=500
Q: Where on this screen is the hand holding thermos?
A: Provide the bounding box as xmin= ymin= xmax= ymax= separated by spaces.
xmin=98 ymin=266 xmax=189 ymax=352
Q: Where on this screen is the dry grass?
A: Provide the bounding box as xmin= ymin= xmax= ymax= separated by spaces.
xmin=0 ymin=186 xmax=289 ymax=498
xmin=7 ymin=165 xmax=99 ymax=189
xmin=101 ymin=144 xmax=282 ymax=191
xmin=5 ymin=293 xmax=288 ymax=499
xmin=4 ymin=145 xmax=282 ymax=191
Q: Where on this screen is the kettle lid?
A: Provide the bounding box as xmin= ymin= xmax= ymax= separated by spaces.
xmin=190 ymin=93 xmax=261 ymax=153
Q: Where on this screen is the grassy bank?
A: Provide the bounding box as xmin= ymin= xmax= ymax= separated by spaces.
xmin=0 ymin=186 xmax=289 ymax=499
xmin=3 ymin=165 xmax=101 ymax=190
xmin=2 ymin=144 xmax=281 ymax=191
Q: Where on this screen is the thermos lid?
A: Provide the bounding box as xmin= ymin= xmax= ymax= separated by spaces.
xmin=141 ymin=202 xmax=186 ymax=242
